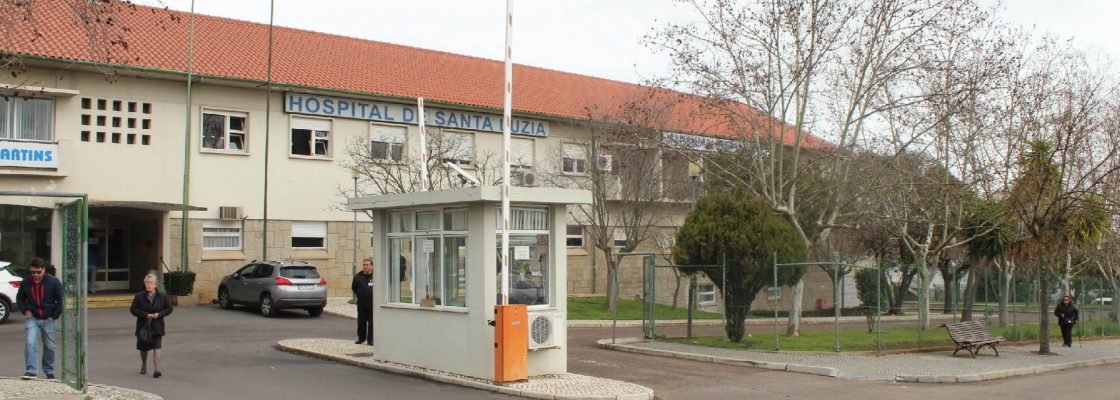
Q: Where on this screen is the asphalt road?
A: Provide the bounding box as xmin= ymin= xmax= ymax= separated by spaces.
xmin=0 ymin=305 xmax=510 ymax=400
xmin=0 ymin=305 xmax=1110 ymax=400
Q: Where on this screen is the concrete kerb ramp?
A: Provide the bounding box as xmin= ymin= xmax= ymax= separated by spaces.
xmin=598 ymin=337 xmax=1120 ymax=383
xmin=278 ymin=338 xmax=654 ymax=400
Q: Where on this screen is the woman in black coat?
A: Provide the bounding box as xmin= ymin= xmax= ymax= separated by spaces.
xmin=1054 ymin=295 xmax=1079 ymax=348
xmin=130 ymin=274 xmax=173 ymax=378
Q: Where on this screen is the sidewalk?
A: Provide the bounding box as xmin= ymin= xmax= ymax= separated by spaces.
xmin=599 ymin=337 xmax=1120 ymax=383
xmin=278 ymin=339 xmax=653 ymax=400
xmin=0 ymin=377 xmax=162 ymax=400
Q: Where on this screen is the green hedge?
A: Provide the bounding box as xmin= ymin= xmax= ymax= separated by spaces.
xmin=164 ymin=271 xmax=196 ymax=296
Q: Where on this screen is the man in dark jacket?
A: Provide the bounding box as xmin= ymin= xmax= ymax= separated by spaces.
xmin=352 ymin=258 xmax=374 ymax=345
xmin=16 ymin=257 xmax=63 ymax=379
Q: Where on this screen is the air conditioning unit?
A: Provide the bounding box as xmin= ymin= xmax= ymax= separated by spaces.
xmin=597 ymin=155 xmax=613 ymax=173
xmin=516 ymin=171 xmax=538 ymax=187
xmin=527 ymin=311 xmax=562 ymax=350
xmin=219 ymin=206 xmax=243 ymax=220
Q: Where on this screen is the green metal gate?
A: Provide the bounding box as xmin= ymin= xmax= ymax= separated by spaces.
xmin=1 ymin=192 xmax=87 ymax=392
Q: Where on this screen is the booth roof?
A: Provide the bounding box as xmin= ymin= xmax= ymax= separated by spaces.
xmin=348 ymin=187 xmax=591 ymax=211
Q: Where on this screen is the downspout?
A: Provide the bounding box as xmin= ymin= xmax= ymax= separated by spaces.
xmin=262 ymin=0 xmax=275 ymax=259
xmin=179 ymin=0 xmax=196 ymax=273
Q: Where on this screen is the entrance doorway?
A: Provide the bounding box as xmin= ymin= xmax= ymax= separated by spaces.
xmin=88 ymin=207 xmax=162 ymax=293
xmin=88 ymin=227 xmax=130 ymax=291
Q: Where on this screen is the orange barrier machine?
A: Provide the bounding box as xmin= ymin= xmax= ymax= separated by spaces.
xmin=493 ymin=304 xmax=528 ymax=382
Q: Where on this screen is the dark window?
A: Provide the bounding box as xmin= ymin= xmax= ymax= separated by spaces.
xmin=81 ymin=115 xmax=90 ymax=125
xmin=96 ymin=99 xmax=107 ymax=110
xmin=111 ymin=133 xmax=120 ymax=143
xmin=126 ymin=133 xmax=136 ymax=144
xmin=291 ymin=129 xmax=312 ymax=155
xmin=81 ymin=98 xmax=92 ymax=110
xmin=235 ymin=264 xmax=257 ymax=277
xmin=112 ymin=117 xmax=121 ymax=128
xmin=280 ymin=266 xmax=320 ymax=279
xmin=112 ymin=100 xmax=122 ymax=111
xmin=254 ymin=264 xmax=274 ymax=278
xmin=80 ymin=131 xmax=90 ymax=142
xmin=291 ymin=237 xmax=324 ymax=248
xmin=128 ymin=102 xmax=137 ymax=113
xmin=202 ymin=113 xmax=225 ymax=149
xmin=96 ymin=132 xmax=105 ymax=143
xmin=142 ymin=103 xmax=152 ymax=114
xmin=141 ymin=135 xmax=150 ymax=145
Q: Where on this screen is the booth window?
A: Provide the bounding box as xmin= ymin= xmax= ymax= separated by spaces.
xmin=612 ymin=229 xmax=627 ymax=248
xmin=696 ymin=283 xmax=716 ymax=305
xmin=291 ymin=116 xmax=331 ymax=157
xmin=202 ymin=109 xmax=248 ymax=152
xmin=387 ymin=209 xmax=468 ymax=308
xmin=370 ymin=123 xmax=406 ymax=161
xmin=562 ymin=143 xmax=586 ymax=174
xmin=291 ymin=221 xmax=327 ymax=248
xmin=202 ymin=220 xmax=242 ymax=250
xmin=496 ymin=207 xmax=550 ymax=306
xmin=0 ymin=97 xmax=54 ymax=142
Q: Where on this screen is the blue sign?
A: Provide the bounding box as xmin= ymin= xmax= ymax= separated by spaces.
xmin=285 ymin=93 xmax=549 ymax=137
xmin=0 ymin=140 xmax=57 ymax=169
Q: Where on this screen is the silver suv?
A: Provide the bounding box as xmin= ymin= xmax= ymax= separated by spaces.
xmin=217 ymin=260 xmax=327 ymax=317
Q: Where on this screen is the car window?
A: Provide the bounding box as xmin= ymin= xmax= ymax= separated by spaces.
xmin=280 ymin=266 xmax=319 ymax=279
xmin=235 ymin=264 xmax=257 ymax=277
xmin=255 ymin=264 xmax=275 ymax=278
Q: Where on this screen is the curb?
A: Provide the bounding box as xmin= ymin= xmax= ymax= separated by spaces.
xmin=277 ymin=340 xmax=653 ymax=400
xmin=598 ymin=338 xmax=1120 ymax=383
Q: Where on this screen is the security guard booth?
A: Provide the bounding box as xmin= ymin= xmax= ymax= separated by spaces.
xmin=349 ymin=186 xmax=590 ymax=381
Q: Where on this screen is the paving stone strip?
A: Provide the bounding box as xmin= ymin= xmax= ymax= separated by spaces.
xmin=278 ymin=338 xmax=653 ymax=400
xmin=600 ymin=337 xmax=1120 ymax=382
xmin=0 ymin=377 xmax=162 ymax=400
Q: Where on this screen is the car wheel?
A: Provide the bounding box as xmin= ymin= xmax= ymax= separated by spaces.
xmin=260 ymin=293 xmax=277 ymax=318
xmin=218 ymin=288 xmax=233 ymax=310
xmin=0 ymin=298 xmax=9 ymax=324
xmin=307 ymin=307 xmax=323 ymax=317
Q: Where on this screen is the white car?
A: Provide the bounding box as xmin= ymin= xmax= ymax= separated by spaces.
xmin=1091 ymin=297 xmax=1113 ymax=305
xmin=0 ymin=261 xmax=22 ymax=323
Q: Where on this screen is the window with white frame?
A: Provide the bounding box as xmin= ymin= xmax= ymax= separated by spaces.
xmin=562 ymin=143 xmax=586 ymax=174
xmin=291 ymin=221 xmax=327 ymax=248
xmin=440 ymin=131 xmax=474 ymax=165
xmin=387 ymin=209 xmax=468 ymax=308
xmin=370 ymin=123 xmax=406 ymax=161
xmin=0 ymin=97 xmax=54 ymax=142
xmin=290 ymin=116 xmax=331 ymax=157
xmin=566 ymin=226 xmax=584 ymax=248
xmin=201 ymin=109 xmax=248 ymax=152
xmin=511 ymin=137 xmax=534 ymax=169
xmin=495 ymin=207 xmax=550 ymax=306
xmin=696 ymin=283 xmax=716 ymax=304
xmin=202 ymin=220 xmax=242 ymax=250
xmin=612 ymin=228 xmax=627 ymax=248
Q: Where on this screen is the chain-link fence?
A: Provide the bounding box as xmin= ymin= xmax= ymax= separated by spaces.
xmin=613 ymin=251 xmax=1120 ymax=352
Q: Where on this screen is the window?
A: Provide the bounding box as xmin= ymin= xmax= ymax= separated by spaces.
xmin=388 ymin=209 xmax=468 ymax=308
xmin=291 ymin=221 xmax=327 ymax=248
xmin=202 ymin=110 xmax=248 ymax=152
xmin=566 ymin=226 xmax=584 ymax=248
xmin=280 ymin=266 xmax=319 ymax=279
xmin=202 ymin=220 xmax=242 ymax=250
xmin=290 ymin=117 xmax=331 ymax=157
xmin=0 ymin=97 xmax=54 ymax=142
xmin=613 ymin=229 xmax=627 ymax=248
xmin=562 ymin=143 xmax=586 ymax=174
xmin=440 ymin=131 xmax=474 ymax=165
xmin=696 ymin=283 xmax=716 ymax=305
xmin=496 ymin=207 xmax=550 ymax=306
xmin=370 ymin=124 xmax=406 ymax=161
xmin=511 ymin=138 xmax=534 ymax=169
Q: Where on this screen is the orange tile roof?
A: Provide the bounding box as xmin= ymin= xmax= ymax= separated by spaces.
xmin=3 ymin=0 xmax=826 ymax=148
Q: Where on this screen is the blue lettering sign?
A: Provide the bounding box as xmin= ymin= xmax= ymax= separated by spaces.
xmin=306 ymin=97 xmax=320 ymax=114
xmin=402 ymin=107 xmax=414 ymax=123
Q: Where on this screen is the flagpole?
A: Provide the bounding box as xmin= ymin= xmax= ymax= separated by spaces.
xmin=500 ymin=0 xmax=514 ymax=306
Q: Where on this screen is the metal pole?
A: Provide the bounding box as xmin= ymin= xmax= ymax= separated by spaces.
xmin=351 ymin=172 xmax=358 ymax=278
xmin=418 ymin=97 xmax=428 ymax=191
xmin=499 ymin=0 xmax=514 ymax=306
xmin=687 ymin=274 xmax=695 ymax=338
xmin=950 ymin=267 xmax=956 ymax=322
xmin=179 ymin=0 xmax=197 ymax=272
xmin=1013 ymin=272 xmax=1018 ymax=340
xmin=918 ymin=269 xmax=923 ymax=349
xmin=261 ymin=0 xmax=275 ymax=260
xmin=773 ymin=252 xmax=779 ymax=351
xmin=611 ymin=266 xmax=619 ymax=344
xmin=876 ymin=260 xmax=881 ymax=351
xmin=1100 ymin=276 xmax=1105 ymax=337
xmin=834 ymin=260 xmax=840 ymax=352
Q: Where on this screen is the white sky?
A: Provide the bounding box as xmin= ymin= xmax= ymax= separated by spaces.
xmin=155 ymin=0 xmax=1119 ymax=85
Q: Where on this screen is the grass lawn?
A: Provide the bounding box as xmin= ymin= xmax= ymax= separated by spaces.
xmin=568 ymin=296 xmax=723 ymax=320
xmin=670 ymin=320 xmax=1120 ymax=352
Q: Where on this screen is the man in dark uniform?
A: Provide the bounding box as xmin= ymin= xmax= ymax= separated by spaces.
xmin=351 ymin=258 xmax=374 ymax=345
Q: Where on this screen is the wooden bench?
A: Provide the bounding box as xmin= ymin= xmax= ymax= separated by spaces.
xmin=941 ymin=320 xmax=1004 ymax=358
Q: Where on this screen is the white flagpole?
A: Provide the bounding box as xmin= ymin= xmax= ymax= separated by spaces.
xmin=500 ymin=0 xmax=514 ymax=306
xmin=418 ymin=97 xmax=428 ymax=192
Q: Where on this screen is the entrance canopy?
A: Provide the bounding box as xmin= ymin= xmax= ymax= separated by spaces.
xmin=88 ymin=201 xmax=206 ymax=212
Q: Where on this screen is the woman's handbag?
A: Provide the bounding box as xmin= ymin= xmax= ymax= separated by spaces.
xmin=138 ymin=319 xmax=154 ymax=346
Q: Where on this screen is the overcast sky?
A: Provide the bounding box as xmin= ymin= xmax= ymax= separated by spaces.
xmin=155 ymin=0 xmax=1119 ymax=85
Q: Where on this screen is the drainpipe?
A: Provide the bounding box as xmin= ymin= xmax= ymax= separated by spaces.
xmin=179 ymin=0 xmax=196 ymax=274
xmin=262 ymin=0 xmax=275 ymax=259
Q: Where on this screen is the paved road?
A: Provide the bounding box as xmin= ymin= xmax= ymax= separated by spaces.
xmin=568 ymin=325 xmax=1120 ymax=399
xmin=0 ymin=305 xmax=509 ymax=400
